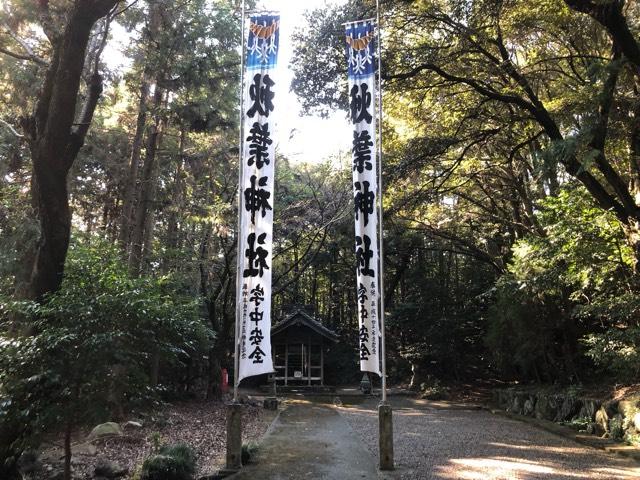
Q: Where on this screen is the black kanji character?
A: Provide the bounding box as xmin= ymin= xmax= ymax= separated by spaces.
xmin=350 ymin=83 xmax=372 ymax=124
xmin=360 ymin=342 xmax=371 ymax=360
xmin=250 ymin=285 xmax=265 ymax=306
xmin=359 ymin=324 xmax=369 ymax=343
xmin=355 ymin=234 xmax=375 ymax=277
xmin=246 ymin=122 xmax=272 ymax=168
xmin=244 ymin=175 xmax=272 ymax=224
xmin=354 ymin=181 xmax=375 ymax=226
xmin=247 ymin=73 xmax=275 ymax=118
xmin=249 ymin=345 xmax=266 ymax=363
xmin=358 ymin=283 xmax=368 ymax=304
xmin=244 ymin=232 xmax=269 ymax=277
xmin=249 ymin=327 xmax=264 ymax=345
xmin=249 ymin=306 xmax=264 ymax=324
xmin=352 ymin=130 xmax=373 ymax=173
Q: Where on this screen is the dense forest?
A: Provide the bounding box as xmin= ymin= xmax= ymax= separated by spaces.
xmin=1 ymin=0 xmax=639 ymax=477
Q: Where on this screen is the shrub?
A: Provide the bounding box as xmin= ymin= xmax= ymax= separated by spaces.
xmin=419 ymin=378 xmax=450 ymax=400
xmin=609 ymin=416 xmax=624 ymax=441
xmin=0 ymin=240 xmax=211 ymax=475
xmin=241 ymin=442 xmax=259 ymax=465
xmin=140 ymin=443 xmax=196 ymax=480
xmin=485 ymin=187 xmax=637 ymax=383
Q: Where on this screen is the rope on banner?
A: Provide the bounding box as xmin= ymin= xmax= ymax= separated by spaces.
xmin=342 ymin=17 xmax=376 ymax=26
xmin=245 ymin=9 xmax=280 ymax=14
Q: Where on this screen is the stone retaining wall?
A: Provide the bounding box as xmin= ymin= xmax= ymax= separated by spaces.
xmin=492 ymin=389 xmax=640 ymax=441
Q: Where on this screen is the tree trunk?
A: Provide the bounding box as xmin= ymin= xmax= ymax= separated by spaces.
xmin=0 ymin=419 xmax=22 ymax=479
xmin=409 ymin=362 xmax=428 ymax=390
xmin=128 ymin=87 xmax=164 ymax=275
xmin=126 ymin=1 xmax=167 ymax=274
xmin=17 ymin=1 xmax=117 ymax=301
xmin=64 ymin=421 xmax=72 ymax=480
xmin=163 ymin=126 xmax=186 ymax=270
xmin=629 ymin=88 xmax=640 ymax=275
xmin=119 ymin=80 xmax=150 ymax=250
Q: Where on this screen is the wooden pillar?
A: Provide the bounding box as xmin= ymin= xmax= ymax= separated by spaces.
xmin=284 ymin=343 xmax=288 ymax=386
xmin=308 ymin=336 xmax=312 ymax=386
xmin=321 ymin=341 xmax=324 ymax=386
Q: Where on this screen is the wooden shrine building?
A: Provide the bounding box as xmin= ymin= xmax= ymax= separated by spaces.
xmin=271 ymin=307 xmax=339 ymax=386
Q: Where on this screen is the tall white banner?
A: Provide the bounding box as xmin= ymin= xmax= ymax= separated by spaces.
xmin=345 ymin=20 xmax=381 ymax=376
xmin=237 ymin=14 xmax=280 ymax=382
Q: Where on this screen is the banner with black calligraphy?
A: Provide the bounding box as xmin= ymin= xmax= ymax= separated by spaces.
xmin=345 ymin=20 xmax=381 ymax=376
xmin=238 ymin=14 xmax=280 ymax=382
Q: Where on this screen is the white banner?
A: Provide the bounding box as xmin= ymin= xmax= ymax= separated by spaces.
xmin=346 ymin=20 xmax=381 ymax=376
xmin=238 ymin=14 xmax=280 ymax=382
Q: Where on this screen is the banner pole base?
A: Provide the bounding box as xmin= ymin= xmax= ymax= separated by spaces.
xmin=225 ymin=403 xmax=243 ymax=471
xmin=378 ymin=402 xmax=394 ymax=471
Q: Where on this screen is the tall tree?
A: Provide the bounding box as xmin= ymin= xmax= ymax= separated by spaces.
xmin=11 ymin=0 xmax=120 ymax=300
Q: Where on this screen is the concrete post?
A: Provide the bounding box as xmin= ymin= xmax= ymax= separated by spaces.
xmin=225 ymin=403 xmax=242 ymax=471
xmin=379 ymin=403 xmax=394 ymax=470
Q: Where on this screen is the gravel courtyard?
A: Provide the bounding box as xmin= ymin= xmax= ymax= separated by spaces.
xmin=338 ymin=397 xmax=640 ymax=479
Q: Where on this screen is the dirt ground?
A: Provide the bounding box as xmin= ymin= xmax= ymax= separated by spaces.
xmin=30 ymin=399 xmax=276 ymax=479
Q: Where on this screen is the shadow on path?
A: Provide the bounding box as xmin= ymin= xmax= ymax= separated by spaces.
xmin=228 ymin=403 xmax=381 ymax=480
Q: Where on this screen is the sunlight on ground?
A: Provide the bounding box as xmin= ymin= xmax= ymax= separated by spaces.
xmin=591 ymin=466 xmax=640 ymax=477
xmin=488 ymin=442 xmax=595 ymax=454
xmin=436 ymin=457 xmax=640 ymax=479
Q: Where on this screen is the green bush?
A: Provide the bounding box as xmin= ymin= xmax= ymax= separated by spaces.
xmin=580 ymin=300 xmax=640 ymax=381
xmin=241 ymin=442 xmax=259 ymax=465
xmin=609 ymin=416 xmax=624 ymax=441
xmin=159 ymin=443 xmax=197 ymax=468
xmin=485 ymin=187 xmax=637 ymax=382
xmin=140 ymin=455 xmax=194 ymax=480
xmin=0 ymin=239 xmax=211 ymax=472
xmin=419 ymin=378 xmax=450 ymax=400
xmin=140 ymin=443 xmax=196 ymax=480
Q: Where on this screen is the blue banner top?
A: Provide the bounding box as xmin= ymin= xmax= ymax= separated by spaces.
xmin=247 ymin=14 xmax=280 ymax=70
xmin=345 ymin=20 xmax=376 ymax=79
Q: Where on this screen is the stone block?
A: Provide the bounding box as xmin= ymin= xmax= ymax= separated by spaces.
xmin=263 ymin=397 xmax=278 ymax=410
xmin=226 ymin=403 xmax=242 ymax=471
xmin=595 ymin=407 xmax=609 ymax=436
xmin=578 ymin=399 xmax=601 ymax=421
xmin=379 ymin=404 xmax=394 ymax=471
xmin=523 ymin=397 xmax=535 ymax=416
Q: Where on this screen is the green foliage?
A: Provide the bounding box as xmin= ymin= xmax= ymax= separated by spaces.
xmin=485 ymin=275 xmax=564 ymax=381
xmin=624 ymin=432 xmax=640 ymax=447
xmin=140 ymin=443 xmax=196 ymax=480
xmin=0 ymin=239 xmax=211 ymax=459
xmin=560 ymin=416 xmax=591 ymax=432
xmin=610 ymin=416 xmax=625 ymax=441
xmin=241 ymin=442 xmax=259 ymax=465
xmin=582 ymin=327 xmax=640 ymax=382
xmin=420 ymin=378 xmax=450 ymax=400
xmin=149 ymin=431 xmax=164 ymax=452
xmin=486 ymin=186 xmax=636 ymax=382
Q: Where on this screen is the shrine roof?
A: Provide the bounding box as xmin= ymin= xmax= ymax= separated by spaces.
xmin=271 ymin=308 xmax=339 ymax=342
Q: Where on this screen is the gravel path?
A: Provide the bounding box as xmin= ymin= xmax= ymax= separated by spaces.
xmin=338 ymin=397 xmax=640 ymax=480
xmin=229 ymin=403 xmax=379 ymax=480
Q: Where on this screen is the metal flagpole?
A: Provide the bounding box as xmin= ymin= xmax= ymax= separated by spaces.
xmin=376 ymin=0 xmax=387 ymax=405
xmin=226 ymin=1 xmax=246 ymax=472
xmin=233 ymin=0 xmax=247 ymax=405
xmin=376 ymin=0 xmax=394 ymax=471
